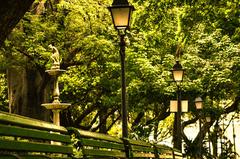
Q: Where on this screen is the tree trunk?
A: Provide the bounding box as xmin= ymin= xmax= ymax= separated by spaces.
xmin=7 ymin=66 xmax=51 ymax=121
xmin=0 ymin=0 xmax=34 ymax=46
xmin=99 ymin=106 xmax=107 ymax=133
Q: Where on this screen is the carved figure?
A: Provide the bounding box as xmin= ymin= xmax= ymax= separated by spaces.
xmin=49 ymin=44 xmax=60 ymax=69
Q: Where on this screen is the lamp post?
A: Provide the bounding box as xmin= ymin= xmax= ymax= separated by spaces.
xmin=108 ymin=0 xmax=134 ymax=138
xmin=206 ymin=116 xmax=211 ymax=155
xmin=195 ymin=97 xmax=203 ymax=158
xmin=213 ymin=122 xmax=220 ymax=157
xmin=232 ymin=119 xmax=236 ymax=159
xmin=171 ymin=60 xmax=184 ymax=152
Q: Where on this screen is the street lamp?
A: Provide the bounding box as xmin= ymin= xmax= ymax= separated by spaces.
xmin=172 ymin=60 xmax=184 ymax=85
xmin=171 ymin=60 xmax=185 ymax=152
xmin=108 ymin=0 xmax=134 ymax=138
xmin=195 ymin=97 xmax=203 ymax=158
xmin=195 ymin=97 xmax=203 ymax=110
xmin=108 ymin=0 xmax=134 ymax=31
xmin=206 ymin=116 xmax=211 ymax=123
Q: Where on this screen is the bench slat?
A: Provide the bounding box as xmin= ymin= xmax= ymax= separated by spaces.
xmin=0 ymin=111 xmax=67 ymax=133
xmin=132 ymin=152 xmax=155 ymax=158
xmin=123 ymin=138 xmax=156 ymax=158
xmin=131 ymin=145 xmax=155 ymax=153
xmin=127 ymin=139 xmax=152 ymax=147
xmin=173 ymin=154 xmax=183 ymax=159
xmin=84 ymin=149 xmax=126 ymax=158
xmin=154 ymin=144 xmax=183 ymax=159
xmin=68 ymin=127 xmax=126 ymax=158
xmin=159 ymin=154 xmax=174 ymax=158
xmin=68 ymin=127 xmax=123 ymax=143
xmin=0 ymin=139 xmax=73 ymax=154
xmin=0 ymin=124 xmax=71 ymax=143
xmin=81 ymin=138 xmax=125 ymax=150
xmin=0 ymin=155 xmax=72 ymax=159
xmin=0 ymin=112 xmax=73 ymax=158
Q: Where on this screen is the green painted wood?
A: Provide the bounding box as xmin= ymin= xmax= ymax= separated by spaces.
xmin=0 ymin=111 xmax=67 ymax=133
xmin=132 ymin=152 xmax=155 ymax=158
xmin=172 ymin=148 xmax=182 ymax=158
xmin=154 ymin=144 xmax=183 ymax=159
xmin=20 ymin=156 xmax=72 ymax=159
xmin=131 ymin=145 xmax=155 ymax=153
xmin=0 ymin=155 xmax=72 ymax=159
xmin=68 ymin=127 xmax=127 ymax=158
xmin=154 ymin=146 xmax=174 ymax=158
xmin=155 ymin=144 xmax=172 ymax=149
xmin=174 ymin=156 xmax=183 ymax=159
xmin=125 ymin=138 xmax=152 ymax=147
xmin=68 ymin=127 xmax=123 ymax=143
xmin=174 ymin=152 xmax=182 ymax=156
xmin=0 ymin=139 xmax=73 ymax=154
xmin=0 ymin=124 xmax=71 ymax=143
xmin=0 ymin=155 xmax=17 ymax=159
xmin=155 ymin=148 xmax=172 ymax=154
xmin=126 ymin=139 xmax=156 ymax=158
xmin=81 ymin=138 xmax=125 ymax=150
xmin=173 ymin=150 xmax=182 ymax=156
xmin=159 ymin=154 xmax=174 ymax=158
xmin=83 ymin=149 xmax=126 ymax=158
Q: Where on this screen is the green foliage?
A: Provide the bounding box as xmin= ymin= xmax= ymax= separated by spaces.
xmin=1 ymin=0 xmax=240 ymax=157
xmin=0 ymin=74 xmax=8 ymax=111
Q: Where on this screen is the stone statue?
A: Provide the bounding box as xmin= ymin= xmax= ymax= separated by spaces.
xmin=49 ymin=44 xmax=60 ymax=69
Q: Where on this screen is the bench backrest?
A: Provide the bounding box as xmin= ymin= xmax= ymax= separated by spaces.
xmin=68 ymin=127 xmax=126 ymax=158
xmin=154 ymin=144 xmax=183 ymax=159
xmin=124 ymin=138 xmax=155 ymax=158
xmin=68 ymin=127 xmax=183 ymax=159
xmin=0 ymin=111 xmax=73 ymax=159
xmin=172 ymin=148 xmax=183 ymax=159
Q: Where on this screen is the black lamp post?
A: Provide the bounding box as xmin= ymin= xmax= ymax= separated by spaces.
xmin=195 ymin=97 xmax=203 ymax=158
xmin=232 ymin=119 xmax=236 ymax=159
xmin=108 ymin=0 xmax=134 ymax=138
xmin=206 ymin=116 xmax=211 ymax=155
xmin=171 ymin=60 xmax=184 ymax=152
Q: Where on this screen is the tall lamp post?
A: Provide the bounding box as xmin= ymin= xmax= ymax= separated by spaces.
xmin=195 ymin=97 xmax=203 ymax=158
xmin=232 ymin=119 xmax=236 ymax=159
xmin=206 ymin=116 xmax=211 ymax=155
xmin=108 ymin=0 xmax=134 ymax=138
xmin=171 ymin=60 xmax=184 ymax=152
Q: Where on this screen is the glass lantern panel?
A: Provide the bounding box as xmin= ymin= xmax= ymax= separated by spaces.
xmin=206 ymin=117 xmax=211 ymax=122
xmin=173 ymin=70 xmax=183 ymax=82
xmin=170 ymin=100 xmax=178 ymax=112
xmin=181 ymin=100 xmax=188 ymax=112
xmin=195 ymin=102 xmax=203 ymax=109
xmin=111 ymin=7 xmax=130 ymax=29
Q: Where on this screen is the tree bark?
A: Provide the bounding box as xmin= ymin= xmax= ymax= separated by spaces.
xmin=99 ymin=106 xmax=107 ymax=133
xmin=7 ymin=65 xmax=51 ymax=121
xmin=0 ymin=0 xmax=34 ymax=46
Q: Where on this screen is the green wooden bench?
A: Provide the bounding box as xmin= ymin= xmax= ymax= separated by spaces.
xmin=0 ymin=111 xmax=182 ymax=159
xmin=171 ymin=148 xmax=182 ymax=159
xmin=154 ymin=144 xmax=182 ymax=159
xmin=68 ymin=127 xmax=183 ymax=159
xmin=68 ymin=127 xmax=126 ymax=158
xmin=123 ymin=138 xmax=155 ymax=158
xmin=0 ymin=111 xmax=73 ymax=159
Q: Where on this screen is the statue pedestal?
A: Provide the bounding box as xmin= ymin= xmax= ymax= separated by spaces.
xmin=42 ymin=103 xmax=71 ymax=126
xmin=41 ymin=67 xmax=71 ymax=126
xmin=46 ymin=69 xmax=65 ymax=76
